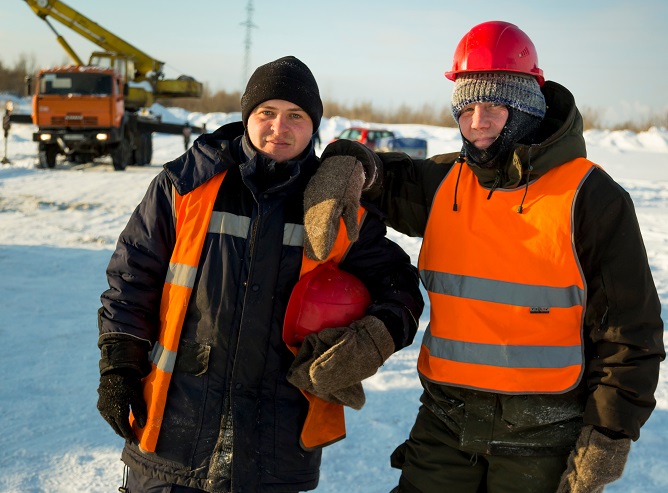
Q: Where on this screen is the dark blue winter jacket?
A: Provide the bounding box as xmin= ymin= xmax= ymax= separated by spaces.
xmin=98 ymin=121 xmax=423 ymax=492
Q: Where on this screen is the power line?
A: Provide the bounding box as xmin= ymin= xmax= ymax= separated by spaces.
xmin=240 ymin=0 xmax=257 ymax=89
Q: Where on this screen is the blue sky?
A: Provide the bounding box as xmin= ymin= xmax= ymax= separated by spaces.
xmin=3 ymin=0 xmax=667 ymax=125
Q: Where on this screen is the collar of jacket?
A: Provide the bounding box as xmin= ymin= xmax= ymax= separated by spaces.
xmin=163 ymin=121 xmax=317 ymax=196
xmin=238 ymin=133 xmax=316 ymax=196
xmin=467 ymin=81 xmax=587 ymax=189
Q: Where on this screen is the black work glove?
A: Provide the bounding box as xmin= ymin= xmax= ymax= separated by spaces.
xmin=97 ymin=369 xmax=146 ymax=442
xmin=287 ymin=315 xmax=395 ymax=410
xmin=556 ymin=425 xmax=631 ymax=493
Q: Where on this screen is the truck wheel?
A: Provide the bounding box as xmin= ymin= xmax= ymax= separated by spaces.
xmin=143 ymin=133 xmax=153 ymax=164
xmin=111 ymin=137 xmax=130 ymax=171
xmin=38 ymin=144 xmax=58 ymax=169
xmin=133 ymin=132 xmax=152 ymax=166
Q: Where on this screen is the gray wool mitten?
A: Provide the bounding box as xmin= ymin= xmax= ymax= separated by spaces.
xmin=287 ymin=316 xmax=395 ymax=410
xmin=312 ymin=381 xmax=367 ymax=411
xmin=287 ymin=325 xmax=347 ymax=393
xmin=556 ymin=425 xmax=631 ymax=493
xmin=304 ymin=156 xmax=366 ymax=261
xmin=287 ymin=326 xmax=367 ymax=409
xmin=309 ymin=315 xmax=394 ymax=390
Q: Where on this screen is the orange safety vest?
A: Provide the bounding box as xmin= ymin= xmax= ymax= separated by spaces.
xmin=418 ymin=157 xmax=596 ymax=394
xmin=130 ymin=170 xmax=365 ymax=452
xmin=287 ymin=206 xmax=366 ymax=451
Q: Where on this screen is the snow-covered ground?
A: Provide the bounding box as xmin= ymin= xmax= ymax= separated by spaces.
xmin=1 ymin=104 xmax=667 ymax=492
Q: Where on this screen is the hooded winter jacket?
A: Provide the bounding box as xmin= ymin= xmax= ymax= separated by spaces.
xmin=98 ymin=121 xmax=424 ymax=492
xmin=326 ymin=81 xmax=664 ymax=455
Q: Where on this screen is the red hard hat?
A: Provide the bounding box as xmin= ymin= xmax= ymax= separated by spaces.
xmin=283 ymin=262 xmax=372 ymax=347
xmin=445 ymin=21 xmax=544 ymax=86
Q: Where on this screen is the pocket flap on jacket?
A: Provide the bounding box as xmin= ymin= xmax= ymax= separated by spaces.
xmin=174 ymin=340 xmax=211 ymax=376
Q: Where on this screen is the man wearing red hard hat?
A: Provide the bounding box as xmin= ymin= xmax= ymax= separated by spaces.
xmin=301 ymin=21 xmax=664 ymax=493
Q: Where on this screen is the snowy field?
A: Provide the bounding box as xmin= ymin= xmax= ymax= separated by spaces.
xmin=1 ymin=104 xmax=667 ymax=492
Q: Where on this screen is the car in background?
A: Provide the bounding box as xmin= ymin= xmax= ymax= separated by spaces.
xmin=376 ymin=136 xmax=429 ymax=159
xmin=330 ymin=127 xmax=396 ymax=151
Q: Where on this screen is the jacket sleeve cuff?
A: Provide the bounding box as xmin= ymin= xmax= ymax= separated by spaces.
xmin=367 ymin=304 xmax=418 ymax=352
xmin=99 ymin=337 xmax=151 ymax=376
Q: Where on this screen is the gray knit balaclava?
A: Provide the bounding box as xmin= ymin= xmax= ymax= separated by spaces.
xmin=451 ymin=71 xmax=546 ymax=168
xmin=451 ymin=72 xmax=546 ymax=122
xmin=240 ymin=56 xmax=323 ymax=134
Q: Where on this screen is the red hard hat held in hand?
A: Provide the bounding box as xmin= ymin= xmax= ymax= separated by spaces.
xmin=445 ymin=20 xmax=544 ymax=86
xmin=283 ymin=262 xmax=372 ymax=346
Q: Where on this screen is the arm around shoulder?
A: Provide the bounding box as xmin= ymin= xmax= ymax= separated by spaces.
xmin=365 ymin=151 xmax=459 ymax=238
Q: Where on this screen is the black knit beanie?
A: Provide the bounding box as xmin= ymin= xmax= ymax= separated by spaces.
xmin=240 ymin=56 xmax=323 ymax=134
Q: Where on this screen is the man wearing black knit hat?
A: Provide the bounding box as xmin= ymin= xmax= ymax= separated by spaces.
xmin=241 ymin=56 xmax=323 ymax=134
xmin=300 ymin=21 xmax=664 ymax=493
xmin=95 ymin=56 xmax=423 ymax=492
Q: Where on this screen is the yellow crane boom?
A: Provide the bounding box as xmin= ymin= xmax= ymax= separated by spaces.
xmin=23 ymin=0 xmax=202 ymax=104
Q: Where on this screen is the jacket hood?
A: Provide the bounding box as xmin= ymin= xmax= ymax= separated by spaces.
xmin=164 ymin=121 xmax=245 ymax=195
xmin=470 ymin=81 xmax=587 ymax=189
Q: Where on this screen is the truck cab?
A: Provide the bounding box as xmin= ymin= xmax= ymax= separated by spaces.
xmin=31 ymin=66 xmax=126 ymax=168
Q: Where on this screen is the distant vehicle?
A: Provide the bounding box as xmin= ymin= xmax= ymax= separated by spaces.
xmin=376 ymin=137 xmax=429 ymax=159
xmin=330 ymin=127 xmax=395 ymax=151
xmin=23 ymin=0 xmax=203 ymax=170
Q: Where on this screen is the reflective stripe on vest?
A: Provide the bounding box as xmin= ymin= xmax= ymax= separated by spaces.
xmin=417 ymin=157 xmax=596 ymax=394
xmin=130 ymin=170 xmax=366 ymax=452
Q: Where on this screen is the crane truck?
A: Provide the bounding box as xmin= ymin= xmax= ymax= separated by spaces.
xmin=23 ymin=0 xmax=204 ymax=170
